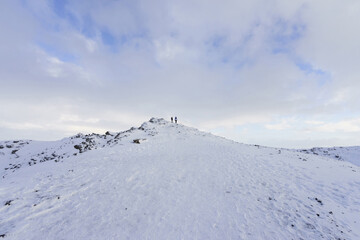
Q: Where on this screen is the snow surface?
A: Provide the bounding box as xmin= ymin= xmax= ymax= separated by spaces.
xmin=296 ymin=146 xmax=360 ymax=167
xmin=1 ymin=118 xmax=360 ymax=239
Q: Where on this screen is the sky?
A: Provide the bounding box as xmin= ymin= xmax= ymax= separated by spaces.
xmin=0 ymin=0 xmax=360 ymax=148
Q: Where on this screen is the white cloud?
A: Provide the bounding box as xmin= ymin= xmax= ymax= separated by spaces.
xmin=0 ymin=121 xmax=44 ymax=130
xmin=202 ymin=114 xmax=272 ymax=129
xmin=305 ymin=120 xmax=324 ymax=125
xmin=0 ymin=0 xmax=360 ymax=147
xmin=265 ymin=119 xmax=293 ymax=131
xmin=312 ymin=118 xmax=360 ymax=133
xmin=154 ymin=38 xmax=185 ymax=62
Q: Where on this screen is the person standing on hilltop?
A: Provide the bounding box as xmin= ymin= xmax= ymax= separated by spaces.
xmin=175 ymin=116 xmax=177 ymax=124
xmin=171 ymin=117 xmax=173 ymax=123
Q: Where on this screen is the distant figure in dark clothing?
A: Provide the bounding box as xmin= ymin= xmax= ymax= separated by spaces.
xmin=171 ymin=117 xmax=173 ymax=123
xmin=175 ymin=116 xmax=177 ymax=124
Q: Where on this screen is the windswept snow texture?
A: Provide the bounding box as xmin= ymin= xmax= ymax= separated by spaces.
xmin=1 ymin=118 xmax=360 ymax=239
xmin=297 ymin=147 xmax=360 ymax=167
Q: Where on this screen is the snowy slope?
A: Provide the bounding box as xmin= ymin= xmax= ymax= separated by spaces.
xmin=1 ymin=118 xmax=360 ymax=239
xmin=297 ymin=146 xmax=360 ymax=167
xmin=0 ymin=128 xmax=136 ymax=178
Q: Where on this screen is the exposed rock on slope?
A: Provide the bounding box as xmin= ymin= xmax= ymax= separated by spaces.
xmin=0 ymin=118 xmax=168 ymax=177
xmin=297 ymin=146 xmax=360 ymax=166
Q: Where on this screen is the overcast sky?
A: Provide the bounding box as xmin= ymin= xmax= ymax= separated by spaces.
xmin=1 ymin=0 xmax=359 ymax=148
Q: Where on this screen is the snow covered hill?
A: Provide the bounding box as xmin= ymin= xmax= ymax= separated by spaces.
xmin=1 ymin=118 xmax=360 ymax=239
xmin=296 ymin=146 xmax=360 ymax=167
xmin=0 ymin=127 xmax=137 ymax=178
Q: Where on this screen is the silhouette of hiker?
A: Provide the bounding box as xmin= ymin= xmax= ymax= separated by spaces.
xmin=171 ymin=117 xmax=173 ymax=123
xmin=175 ymin=116 xmax=177 ymax=124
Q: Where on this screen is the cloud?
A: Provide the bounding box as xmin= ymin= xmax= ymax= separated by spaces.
xmin=305 ymin=120 xmax=324 ymax=125
xmin=0 ymin=0 xmax=359 ymax=148
xmin=202 ymin=114 xmax=272 ymax=129
xmin=265 ymin=119 xmax=293 ymax=131
xmin=311 ymin=118 xmax=360 ymax=133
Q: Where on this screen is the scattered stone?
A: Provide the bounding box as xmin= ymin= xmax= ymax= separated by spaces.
xmin=315 ymin=197 xmax=323 ymax=205
xmin=74 ymin=145 xmax=82 ymax=152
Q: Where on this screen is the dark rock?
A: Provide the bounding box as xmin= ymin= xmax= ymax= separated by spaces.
xmin=149 ymin=118 xmax=157 ymax=123
xmin=315 ymin=197 xmax=323 ymax=205
xmin=74 ymin=133 xmax=84 ymax=138
xmin=11 ymin=150 xmax=18 ymax=154
xmin=5 ymin=200 xmax=12 ymax=206
xmin=133 ymin=139 xmax=141 ymax=144
xmin=74 ymin=145 xmax=82 ymax=151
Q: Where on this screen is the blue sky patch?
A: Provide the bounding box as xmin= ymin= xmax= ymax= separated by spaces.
xmin=271 ymin=19 xmax=306 ymax=54
xmin=37 ymin=41 xmax=77 ymax=63
xmin=52 ymin=0 xmax=80 ymax=30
